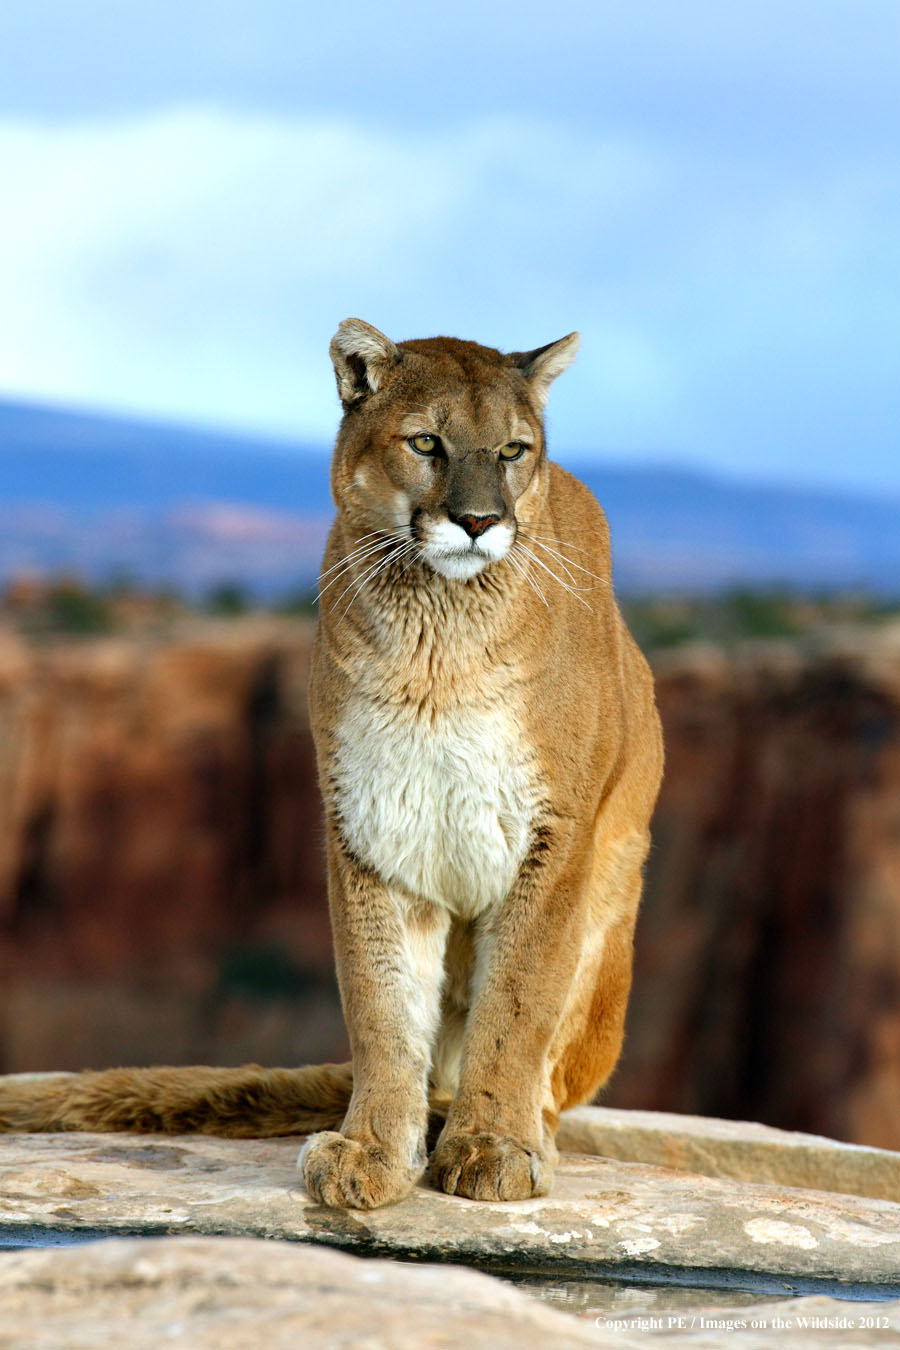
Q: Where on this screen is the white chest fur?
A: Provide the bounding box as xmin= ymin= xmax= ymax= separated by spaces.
xmin=333 ymin=697 xmax=539 ymax=917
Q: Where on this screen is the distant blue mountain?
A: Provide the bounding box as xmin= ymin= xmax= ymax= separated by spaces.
xmin=0 ymin=398 xmax=334 ymax=514
xmin=570 ymin=461 xmax=900 ymax=592
xmin=1 ymin=397 xmax=899 ymax=594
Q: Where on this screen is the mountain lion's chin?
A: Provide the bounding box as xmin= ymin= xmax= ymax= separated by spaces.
xmin=421 ymin=520 xmax=514 ymax=580
xmin=424 ymin=549 xmax=493 ymax=581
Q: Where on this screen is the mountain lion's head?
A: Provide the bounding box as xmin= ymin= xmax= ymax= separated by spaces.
xmin=329 ymin=319 xmax=579 ymax=580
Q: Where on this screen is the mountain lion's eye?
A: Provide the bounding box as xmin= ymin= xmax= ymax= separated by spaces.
xmin=409 ymin=433 xmax=440 ymax=455
xmin=499 ymin=441 xmax=526 ymax=460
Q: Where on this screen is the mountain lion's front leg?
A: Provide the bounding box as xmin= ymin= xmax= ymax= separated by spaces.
xmin=431 ymin=827 xmax=589 ymax=1202
xmin=299 ymin=834 xmax=449 ymax=1209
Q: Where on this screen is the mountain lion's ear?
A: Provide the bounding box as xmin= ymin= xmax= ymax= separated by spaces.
xmin=508 ymin=332 xmax=580 ymax=409
xmin=330 ymin=319 xmax=400 ymax=408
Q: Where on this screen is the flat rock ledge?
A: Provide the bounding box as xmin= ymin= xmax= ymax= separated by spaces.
xmin=2 ymin=1235 xmax=900 ymax=1350
xmin=1 ymin=1130 xmax=899 ymax=1296
xmin=558 ymin=1106 xmax=900 ymax=1203
xmin=11 ymin=1078 xmax=900 ymax=1202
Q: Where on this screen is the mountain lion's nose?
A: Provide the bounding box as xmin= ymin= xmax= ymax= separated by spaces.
xmin=451 ymin=512 xmax=501 ymax=539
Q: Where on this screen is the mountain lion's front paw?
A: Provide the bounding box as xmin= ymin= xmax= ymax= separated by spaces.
xmin=298 ymin=1131 xmax=419 ymax=1210
xmin=430 ymin=1130 xmax=553 ymax=1201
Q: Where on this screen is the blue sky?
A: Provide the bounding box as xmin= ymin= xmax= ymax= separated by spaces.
xmin=0 ymin=0 xmax=898 ymax=492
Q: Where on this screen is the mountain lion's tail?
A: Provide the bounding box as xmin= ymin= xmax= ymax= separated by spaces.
xmin=0 ymin=1063 xmax=354 ymax=1137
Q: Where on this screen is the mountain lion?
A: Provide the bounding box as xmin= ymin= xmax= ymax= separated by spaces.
xmin=0 ymin=321 xmax=663 ymax=1210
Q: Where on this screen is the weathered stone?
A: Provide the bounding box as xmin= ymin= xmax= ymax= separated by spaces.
xmin=557 ymin=1105 xmax=900 ymax=1202
xmin=10 ymin=1081 xmax=900 ymax=1204
xmin=1 ymin=1132 xmax=899 ymax=1293
xmin=1 ymin=1235 xmax=899 ymax=1350
xmin=0 ymin=1234 xmax=597 ymax=1349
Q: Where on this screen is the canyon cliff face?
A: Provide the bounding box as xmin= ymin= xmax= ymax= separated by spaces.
xmin=614 ymin=633 xmax=900 ymax=1151
xmin=1 ymin=620 xmax=898 ymax=1149
xmin=0 ymin=621 xmax=340 ymax=1073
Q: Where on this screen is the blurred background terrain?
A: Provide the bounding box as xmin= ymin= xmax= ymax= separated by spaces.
xmin=1 ymin=0 xmax=899 ymax=1151
xmin=2 ymin=584 xmax=899 ymax=1152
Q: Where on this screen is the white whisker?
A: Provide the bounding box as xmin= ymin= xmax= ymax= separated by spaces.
xmin=336 ymin=541 xmax=419 ymax=618
xmin=319 ymin=530 xmax=407 ymax=583
xmin=319 ymin=534 xmax=397 ymax=579
xmin=323 ymin=542 xmax=405 ymax=609
xmin=521 ymin=534 xmax=609 ymax=586
xmin=528 ymin=531 xmax=593 ymax=557
xmin=318 ymin=545 xmax=392 ymax=590
xmin=317 ymin=533 xmax=409 ymax=597
xmin=507 ymin=546 xmax=549 ymax=607
xmin=522 ymin=546 xmax=553 ymax=603
xmin=320 ymin=527 xmax=399 ymax=569
xmin=517 ymin=542 xmax=594 ymax=610
xmin=340 ymin=542 xmax=414 ymax=602
xmin=397 ymin=546 xmax=424 ymax=579
xmin=508 ymin=543 xmax=540 ymax=598
xmin=522 ymin=538 xmax=587 ymax=590
xmin=317 ymin=548 xmax=392 ymax=599
xmin=512 ymin=544 xmax=551 ymax=607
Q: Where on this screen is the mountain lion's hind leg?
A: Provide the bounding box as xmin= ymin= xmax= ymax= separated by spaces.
xmin=548 ymin=908 xmax=637 ymax=1116
xmin=299 ymin=835 xmax=449 ymax=1210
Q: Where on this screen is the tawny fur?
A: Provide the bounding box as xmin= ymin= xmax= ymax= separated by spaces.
xmin=0 ymin=1065 xmax=354 ymax=1137
xmin=0 ymin=321 xmax=663 ymax=1212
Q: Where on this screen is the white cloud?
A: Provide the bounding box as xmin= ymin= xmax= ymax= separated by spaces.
xmin=0 ymin=108 xmax=671 ymax=433
xmin=0 ymin=105 xmax=898 ymax=490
